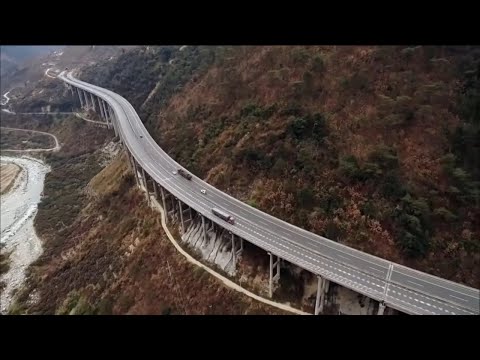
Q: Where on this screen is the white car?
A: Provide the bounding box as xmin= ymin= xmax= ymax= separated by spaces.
xmin=201 ymin=189 xmax=207 ymax=195
xmin=172 ymin=171 xmax=177 ymax=175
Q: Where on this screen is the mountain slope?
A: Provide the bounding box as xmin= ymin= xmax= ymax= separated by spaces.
xmin=94 ymin=45 xmax=479 ymax=286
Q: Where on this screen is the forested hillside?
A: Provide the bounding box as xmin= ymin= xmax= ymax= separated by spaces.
xmin=78 ymin=46 xmax=480 ymax=287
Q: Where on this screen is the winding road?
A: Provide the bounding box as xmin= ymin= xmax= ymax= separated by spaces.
xmin=0 ymin=127 xmax=60 ymax=152
xmin=58 ymin=70 xmax=480 ymax=315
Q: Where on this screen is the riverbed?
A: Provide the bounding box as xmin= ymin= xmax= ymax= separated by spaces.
xmin=0 ymin=155 xmax=50 ymax=313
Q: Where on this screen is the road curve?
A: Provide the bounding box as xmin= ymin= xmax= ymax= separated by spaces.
xmin=58 ymin=71 xmax=480 ymax=315
xmin=0 ymin=126 xmax=60 ymax=152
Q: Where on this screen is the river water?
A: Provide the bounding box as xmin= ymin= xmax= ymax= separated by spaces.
xmin=0 ymin=155 xmax=50 ymax=313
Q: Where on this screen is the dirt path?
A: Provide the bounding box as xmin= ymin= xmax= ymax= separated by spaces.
xmin=0 ymin=127 xmax=61 ymax=152
xmin=0 ymin=163 xmax=21 ymax=194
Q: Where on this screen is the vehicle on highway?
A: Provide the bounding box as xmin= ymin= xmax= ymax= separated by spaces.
xmin=172 ymin=170 xmax=177 ymax=175
xmin=177 ymin=168 xmax=192 ymax=180
xmin=212 ymin=207 xmax=235 ymax=225
xmin=201 ymin=189 xmax=206 ymax=195
xmin=140 ymin=135 xmax=143 ymax=138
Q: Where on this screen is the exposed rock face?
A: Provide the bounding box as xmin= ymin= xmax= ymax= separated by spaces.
xmin=181 ymin=219 xmax=235 ymax=275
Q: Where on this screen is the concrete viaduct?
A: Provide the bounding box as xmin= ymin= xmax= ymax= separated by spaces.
xmin=58 ymin=71 xmax=480 ymax=316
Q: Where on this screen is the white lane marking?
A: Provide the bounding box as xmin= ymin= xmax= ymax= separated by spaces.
xmin=369 ymin=266 xmax=384 ymax=273
xmin=407 ymin=280 xmax=424 ymax=288
xmin=395 ymin=267 xmax=479 ymax=299
xmin=390 ymin=283 xmax=475 ymax=314
xmin=449 ymin=295 xmax=468 ymax=302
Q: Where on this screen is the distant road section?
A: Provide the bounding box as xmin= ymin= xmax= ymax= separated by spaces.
xmin=0 ymin=127 xmax=60 ymax=152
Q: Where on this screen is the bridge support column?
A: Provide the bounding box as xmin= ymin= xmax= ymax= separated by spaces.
xmin=189 ymin=207 xmax=193 ymax=221
xmin=129 ymin=155 xmax=140 ymax=186
xmin=90 ymin=93 xmax=97 ymax=112
xmin=141 ymin=168 xmax=150 ymax=205
xmin=125 ymin=150 xmax=133 ymax=171
xmin=231 ymin=233 xmax=236 ymax=272
xmin=152 ymin=180 xmax=159 ymax=200
xmin=102 ymin=100 xmax=111 ymax=128
xmin=377 ymin=302 xmax=386 ymax=315
xmin=160 ymin=186 xmax=168 ymax=224
xmin=76 ymin=88 xmax=85 ymax=109
xmin=98 ymin=97 xmax=105 ymax=119
xmin=83 ymin=90 xmax=89 ymax=110
xmin=268 ymin=252 xmax=281 ymax=298
xmin=314 ymin=276 xmax=328 ymax=315
xmin=77 ymin=88 xmax=84 ymax=109
xmin=107 ymin=106 xmax=118 ymax=137
xmin=201 ymin=215 xmax=207 ymax=243
xmin=82 ymin=90 xmax=90 ymax=110
xmin=178 ymin=200 xmax=185 ymax=234
xmin=170 ymin=197 xmax=176 ymax=217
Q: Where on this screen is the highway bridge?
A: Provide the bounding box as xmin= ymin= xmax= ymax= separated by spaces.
xmin=58 ymin=71 xmax=480 ymax=315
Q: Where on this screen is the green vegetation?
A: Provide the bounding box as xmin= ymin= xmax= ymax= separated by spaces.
xmin=339 ymin=146 xmax=406 ymax=199
xmin=240 ymin=103 xmax=277 ymax=119
xmin=289 ymin=113 xmax=328 ymax=144
xmin=395 ymin=194 xmax=432 ymax=258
